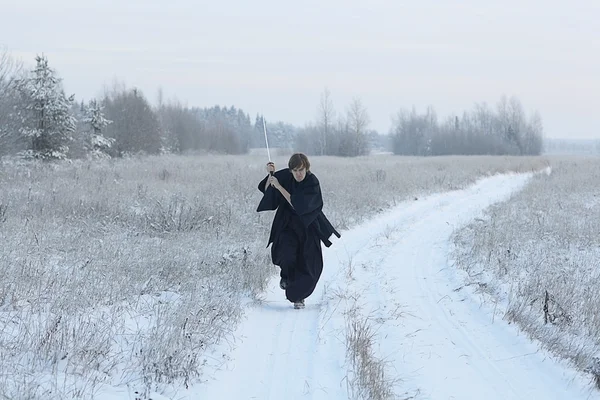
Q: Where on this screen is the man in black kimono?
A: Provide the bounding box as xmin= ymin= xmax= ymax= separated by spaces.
xmin=257 ymin=153 xmax=340 ymax=309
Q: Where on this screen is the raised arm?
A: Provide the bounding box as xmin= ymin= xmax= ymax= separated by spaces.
xmin=258 ymin=162 xmax=276 ymax=193
xmin=257 ymin=167 xmax=284 ymax=212
xmin=269 ymin=176 xmax=294 ymax=209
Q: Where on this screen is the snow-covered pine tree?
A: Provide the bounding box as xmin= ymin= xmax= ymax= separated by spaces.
xmin=14 ymin=55 xmax=76 ymax=159
xmin=83 ymin=99 xmax=114 ymax=158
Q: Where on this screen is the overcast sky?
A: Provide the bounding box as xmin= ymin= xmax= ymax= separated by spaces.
xmin=2 ymin=0 xmax=599 ymax=138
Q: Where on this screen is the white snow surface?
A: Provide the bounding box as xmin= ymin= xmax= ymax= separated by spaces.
xmin=104 ymin=172 xmax=600 ymax=399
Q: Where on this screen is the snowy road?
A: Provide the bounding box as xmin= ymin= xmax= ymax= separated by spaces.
xmin=195 ymin=173 xmax=599 ymax=400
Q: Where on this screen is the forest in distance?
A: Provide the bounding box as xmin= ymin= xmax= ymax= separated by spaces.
xmin=0 ymin=49 xmax=555 ymax=162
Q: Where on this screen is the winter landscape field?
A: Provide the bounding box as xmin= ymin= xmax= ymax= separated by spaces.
xmin=1 ymin=153 xmax=599 ymax=399
xmin=2 ymin=0 xmax=600 ymax=397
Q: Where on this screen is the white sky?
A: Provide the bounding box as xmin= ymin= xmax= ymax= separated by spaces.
xmin=2 ymin=0 xmax=599 ymax=138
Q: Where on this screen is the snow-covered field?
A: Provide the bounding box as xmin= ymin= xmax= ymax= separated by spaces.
xmin=183 ymin=170 xmax=599 ymax=400
xmin=3 ymin=154 xmax=598 ymax=399
xmin=452 ymin=156 xmax=600 ymax=384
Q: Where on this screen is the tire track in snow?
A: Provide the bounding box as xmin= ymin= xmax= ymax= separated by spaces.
xmin=196 ymin=173 xmax=599 ymax=400
xmin=196 ymin=253 xmax=349 ymax=399
xmin=353 ymin=173 xmax=600 ymax=400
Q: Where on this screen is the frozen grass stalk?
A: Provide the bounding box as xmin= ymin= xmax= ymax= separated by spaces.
xmin=0 ymin=153 xmax=546 ymax=397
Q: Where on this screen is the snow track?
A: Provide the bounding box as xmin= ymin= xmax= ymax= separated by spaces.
xmin=196 ymin=173 xmax=599 ymax=400
xmin=197 ymin=277 xmax=348 ymax=399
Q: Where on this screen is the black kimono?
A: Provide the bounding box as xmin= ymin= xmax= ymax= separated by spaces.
xmin=257 ymin=169 xmax=340 ymax=302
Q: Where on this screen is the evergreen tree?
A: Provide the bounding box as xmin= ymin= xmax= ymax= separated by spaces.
xmin=83 ymin=99 xmax=114 ymax=158
xmin=14 ymin=55 xmax=76 ymax=159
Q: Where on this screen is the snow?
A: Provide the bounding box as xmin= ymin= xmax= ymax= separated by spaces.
xmin=105 ymin=172 xmax=599 ymax=399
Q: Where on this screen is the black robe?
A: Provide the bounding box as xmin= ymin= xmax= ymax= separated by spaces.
xmin=257 ymin=169 xmax=340 ymax=302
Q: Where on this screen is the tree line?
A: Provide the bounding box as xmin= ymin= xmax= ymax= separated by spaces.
xmin=297 ymin=88 xmax=543 ymax=157
xmin=0 ymin=54 xmax=264 ymax=159
xmin=391 ymin=100 xmax=544 ymax=156
xmin=0 ymin=50 xmax=544 ymax=160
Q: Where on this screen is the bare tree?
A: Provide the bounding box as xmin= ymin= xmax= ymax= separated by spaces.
xmin=472 ymin=102 xmax=494 ymax=136
xmin=0 ymin=48 xmax=22 ymax=89
xmin=507 ymin=96 xmax=526 ymax=154
xmin=192 ymin=105 xmax=254 ymax=154
xmin=103 ymin=87 xmax=162 ymax=156
xmin=523 ymin=111 xmax=544 ymax=155
xmin=394 ymin=98 xmax=543 ymax=156
xmin=344 ymin=98 xmax=370 ymax=156
xmin=316 ymin=88 xmax=336 ymax=155
xmin=392 ymin=107 xmax=428 ymax=156
xmin=0 ymin=48 xmax=24 ymax=155
xmin=294 ymin=123 xmax=320 ymax=155
xmin=496 ymin=95 xmax=523 ymax=154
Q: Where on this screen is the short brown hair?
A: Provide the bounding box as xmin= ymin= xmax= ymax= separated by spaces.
xmin=288 ymin=153 xmax=310 ymax=172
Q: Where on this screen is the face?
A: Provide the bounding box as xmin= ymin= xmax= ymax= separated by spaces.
xmin=291 ymin=166 xmax=306 ymax=182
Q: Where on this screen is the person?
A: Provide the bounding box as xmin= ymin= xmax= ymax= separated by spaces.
xmin=257 ymin=153 xmax=340 ymax=309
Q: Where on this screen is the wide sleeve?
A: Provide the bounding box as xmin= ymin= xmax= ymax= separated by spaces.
xmin=291 ymin=174 xmax=323 ymax=216
xmin=257 ymin=174 xmax=269 ymax=194
xmin=256 ymin=172 xmax=283 ymax=212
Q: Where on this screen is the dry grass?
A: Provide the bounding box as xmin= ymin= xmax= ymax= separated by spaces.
xmin=344 ymin=305 xmax=399 ymax=400
xmin=0 ymin=153 xmax=546 ymax=398
xmin=451 ymin=155 xmax=600 ymax=384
